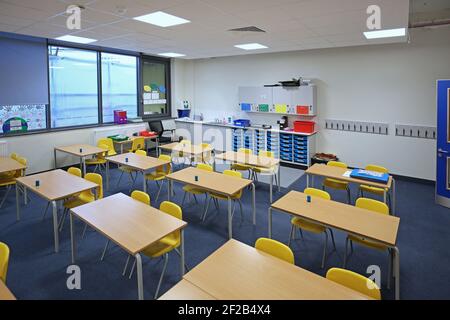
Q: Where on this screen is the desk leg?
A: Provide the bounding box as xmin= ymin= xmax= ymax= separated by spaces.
xmin=156 ymin=137 xmax=160 ymax=157
xmin=270 ymin=174 xmax=273 ymax=203
xmin=278 ymin=164 xmax=281 ymax=192
xmin=306 ymin=174 xmax=310 ymax=188
xmin=228 ymin=196 xmax=232 ymax=239
xmin=142 ymin=171 xmax=146 ymax=193
xmin=180 ymin=229 xmax=185 ymax=277
xmin=54 ymin=149 xmax=57 ymax=169
xmin=393 ymin=246 xmax=400 ymax=300
xmin=251 ymin=183 xmax=256 ymax=225
xmin=70 ymin=211 xmax=76 ymax=264
xmin=167 ymin=180 xmax=172 ymax=201
xmin=82 ymin=157 xmax=86 ymax=177
xmin=16 ymin=183 xmax=20 ymax=221
xmin=106 ymin=161 xmax=110 ymax=191
xmin=120 ymin=144 xmax=124 ymax=154
xmin=392 ymin=178 xmax=396 ymax=216
xmin=24 ymin=186 xmax=28 ymax=205
xmin=383 ymin=189 xmax=387 ymax=204
xmin=52 ymin=200 xmax=59 ymax=253
xmin=135 ymin=253 xmax=144 ymax=300
xmin=268 ymin=207 xmax=273 ymax=239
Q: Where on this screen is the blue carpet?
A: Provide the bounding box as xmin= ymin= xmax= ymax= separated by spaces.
xmin=0 ymin=165 xmax=449 ymax=300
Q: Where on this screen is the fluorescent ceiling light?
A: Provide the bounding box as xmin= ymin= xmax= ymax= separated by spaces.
xmin=158 ymin=52 xmax=186 ymax=58
xmin=133 ymin=11 xmax=190 ymax=27
xmin=364 ymin=28 xmax=406 ymax=39
xmin=55 ymin=35 xmax=97 ymax=44
xmin=234 ymin=43 xmax=268 ymax=50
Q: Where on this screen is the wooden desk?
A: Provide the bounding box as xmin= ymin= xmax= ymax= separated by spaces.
xmin=305 ymin=164 xmax=396 ymax=214
xmin=269 ymin=190 xmax=400 ymax=299
xmin=113 ymin=136 xmax=159 ymax=154
xmin=106 ymin=152 xmax=171 ymax=193
xmin=159 ymin=142 xmax=213 ymax=165
xmin=184 ymin=240 xmax=372 ymax=300
xmin=158 ymin=279 xmax=216 ymax=300
xmin=0 ymin=281 xmax=16 ymax=300
xmin=215 ymin=151 xmax=281 ymax=202
xmin=166 ymin=167 xmax=255 ymax=239
xmin=0 ymin=157 xmax=26 ymax=175
xmin=54 ymin=144 xmax=107 ymax=176
xmin=69 ymin=193 xmax=187 ymax=300
xmin=16 ymin=169 xmax=98 ymax=252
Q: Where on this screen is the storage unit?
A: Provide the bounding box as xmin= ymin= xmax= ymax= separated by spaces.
xmin=254 ymin=129 xmax=266 ymax=155
xmin=232 ymin=128 xmax=243 ymax=152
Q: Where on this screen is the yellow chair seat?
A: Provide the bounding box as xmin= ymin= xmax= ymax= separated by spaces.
xmin=85 ymin=158 xmax=107 ymax=165
xmin=145 ymin=171 xmax=166 ymax=181
xmin=348 ymin=235 xmax=387 ymax=251
xmin=291 ymin=217 xmax=326 ymax=234
xmin=183 ymin=185 xmax=207 ymax=194
xmin=63 ymin=197 xmax=87 ymax=209
xmin=0 ymin=171 xmax=16 ymax=180
xmin=323 ymin=178 xmax=349 ymax=190
xmin=119 ymin=166 xmax=137 ymax=173
xmin=210 ymin=191 xmax=240 ymax=201
xmin=360 ymin=184 xmax=386 ymax=195
xmin=0 ymin=178 xmax=16 ymax=187
xmin=231 ymin=163 xmax=252 ymax=171
xmin=252 ymin=166 xmax=276 ymax=174
xmin=142 ymin=235 xmax=179 ymax=258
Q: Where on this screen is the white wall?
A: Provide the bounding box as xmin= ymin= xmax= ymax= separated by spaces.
xmin=172 ymin=27 xmax=450 ymax=180
xmin=0 ymin=123 xmax=147 ymax=174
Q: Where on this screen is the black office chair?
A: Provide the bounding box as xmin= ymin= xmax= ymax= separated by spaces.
xmin=149 ymin=120 xmax=172 ymax=144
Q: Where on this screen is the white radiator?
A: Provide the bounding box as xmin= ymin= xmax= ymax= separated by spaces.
xmin=92 ymin=124 xmax=147 ymax=144
xmin=0 ymin=141 xmax=8 ymax=157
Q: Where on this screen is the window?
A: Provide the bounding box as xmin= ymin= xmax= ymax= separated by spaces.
xmin=101 ymin=53 xmax=138 ymax=123
xmin=48 ymin=46 xmax=99 ymax=128
xmin=142 ymin=57 xmax=170 ymax=117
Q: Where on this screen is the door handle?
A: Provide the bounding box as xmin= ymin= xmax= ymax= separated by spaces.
xmin=438 ymin=149 xmax=449 ymax=154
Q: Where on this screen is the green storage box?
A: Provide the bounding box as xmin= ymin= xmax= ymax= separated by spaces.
xmin=258 ymin=104 xmax=269 ymax=112
xmin=108 ymin=134 xmax=129 ymax=142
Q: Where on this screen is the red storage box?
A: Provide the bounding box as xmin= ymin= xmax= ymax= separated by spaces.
xmin=294 ymin=121 xmax=315 ymax=133
xmin=139 ymin=130 xmax=157 ymax=137
xmin=296 ymin=105 xmax=310 ymax=115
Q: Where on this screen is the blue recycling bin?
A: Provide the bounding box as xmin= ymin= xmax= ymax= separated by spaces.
xmin=177 ymin=109 xmax=191 ymax=118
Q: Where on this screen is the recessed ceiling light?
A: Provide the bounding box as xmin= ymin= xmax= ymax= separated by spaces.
xmin=55 ymin=35 xmax=97 ymax=44
xmin=158 ymin=52 xmax=186 ymax=58
xmin=133 ymin=11 xmax=190 ymax=27
xmin=364 ymin=28 xmax=407 ymax=39
xmin=234 ymin=43 xmax=268 ymax=50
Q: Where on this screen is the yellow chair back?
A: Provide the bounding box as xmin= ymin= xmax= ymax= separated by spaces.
xmin=85 ymin=173 xmax=103 ymax=199
xmin=156 ymin=155 xmax=172 ymax=175
xmin=327 ymin=161 xmax=347 ymax=168
xmin=98 ymin=138 xmax=116 ymax=156
xmin=365 ymin=164 xmax=388 ymax=174
xmin=67 ymin=167 xmax=82 ymax=177
xmin=135 ymin=150 xmax=147 ymax=156
xmin=355 ymin=198 xmax=389 ymax=215
xmin=10 ymin=153 xmax=18 ymax=160
xmin=259 ymin=150 xmax=274 ymax=158
xmin=131 ymin=137 xmax=145 ymax=152
xmin=255 ymin=238 xmax=294 ymax=264
xmin=17 ymin=156 xmax=27 ymax=166
xmin=160 ymin=201 xmax=182 ymax=244
xmin=131 ymin=190 xmax=150 ymax=206
xmin=304 ymin=188 xmax=331 ymax=200
xmin=326 ymin=268 xmax=381 ymax=300
xmin=0 ymin=242 xmax=10 ymax=283
xmin=238 ymin=148 xmax=253 ymax=155
xmin=223 ymin=170 xmax=243 ymax=197
xmin=197 ymin=163 xmax=213 ymax=172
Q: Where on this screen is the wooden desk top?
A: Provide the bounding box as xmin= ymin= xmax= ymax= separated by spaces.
xmin=306 ymin=164 xmax=392 ymax=189
xmin=71 ymin=193 xmax=187 ymax=255
xmin=0 ymin=157 xmax=26 ymax=174
xmin=16 ymin=169 xmax=98 ymax=202
xmin=55 ymin=144 xmax=107 ymax=157
xmin=184 ymin=240 xmax=372 ymax=300
xmin=113 ymin=136 xmax=157 ymax=145
xmin=159 ymin=142 xmax=212 ymax=155
xmin=215 ymin=151 xmax=280 ymax=168
xmin=272 ymin=191 xmax=399 ymax=247
xmin=166 ymin=167 xmax=252 ymax=196
xmin=158 ymin=280 xmax=216 ymax=300
xmin=107 ymin=153 xmax=170 ymax=171
xmin=0 ymin=281 xmax=16 ymax=300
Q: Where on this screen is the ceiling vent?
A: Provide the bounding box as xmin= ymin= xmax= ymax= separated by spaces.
xmin=228 ymin=26 xmax=266 ymax=33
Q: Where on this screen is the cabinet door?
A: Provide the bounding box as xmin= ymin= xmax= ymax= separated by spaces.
xmin=291 ymin=86 xmax=316 ymax=115
xmin=239 ymin=87 xmax=273 ymax=106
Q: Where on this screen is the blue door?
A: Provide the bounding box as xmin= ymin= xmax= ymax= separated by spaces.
xmin=436 ymin=80 xmax=450 ymax=207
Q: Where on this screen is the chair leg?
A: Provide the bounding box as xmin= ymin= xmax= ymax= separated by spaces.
xmin=202 ymin=197 xmax=212 ymax=222
xmin=154 ymin=254 xmax=169 ymax=299
xmin=193 ymin=194 xmax=198 ymax=204
xmin=0 ymin=186 xmax=12 ymax=209
xmin=81 ymin=223 xmax=88 ymax=239
xmin=174 ymin=248 xmax=189 ymax=272
xmin=59 ymin=208 xmax=68 ymax=232
xmin=298 ymin=227 xmax=304 ymax=239
xmin=116 ymin=170 xmax=125 ymax=187
xmin=41 ymin=202 xmax=51 ymax=220
xmin=129 ymin=259 xmax=136 ymax=279
xmin=238 ymin=199 xmax=244 ymax=222
xmin=123 ymin=255 xmax=131 ymax=276
xmin=213 ymin=198 xmax=220 ymax=211
xmin=181 ymin=191 xmax=188 ymax=206
xmin=155 ymin=180 xmax=164 ymax=203
xmin=343 ymin=237 xmax=349 ymax=268
xmin=100 ymin=239 xmax=110 ymax=261
xmin=350 ymin=240 xmax=354 ymax=254
xmin=288 ymin=224 xmax=295 ymax=247
xmin=329 ymin=229 xmax=337 ymax=251
xmin=321 ymin=231 xmax=328 ymax=269
xmin=346 ymin=187 xmax=351 ymax=204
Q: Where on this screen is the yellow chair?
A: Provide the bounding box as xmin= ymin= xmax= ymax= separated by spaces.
xmin=201 ymin=170 xmax=244 ymax=223
xmin=182 ymin=163 xmax=213 ymax=208
xmin=255 ymin=238 xmax=294 ymax=264
xmin=344 ymin=198 xmax=393 ymax=288
xmin=0 ymin=242 xmax=10 ymax=283
xmin=326 ymin=268 xmax=381 ymax=300
xmin=251 ymin=150 xmax=279 ymax=185
xmin=135 ymin=150 xmax=147 ymax=156
xmin=322 ymin=161 xmax=351 ymax=204
xmin=130 ymin=137 xmax=145 ymax=153
xmin=131 ymin=190 xmax=151 ymax=206
xmin=197 ymin=143 xmax=213 ymax=164
xmin=117 ymin=149 xmax=146 ymax=188
xmin=288 ymin=188 xmax=336 ymax=268
xmin=144 ymin=155 xmax=172 ymax=202
xmin=359 ymin=164 xmax=390 ymax=206
xmin=98 ymin=138 xmax=117 ymax=156
xmin=231 ymin=148 xmax=253 ymax=179
xmin=126 ymin=201 xmax=185 ymax=298
xmin=85 ymin=143 xmax=108 ymax=173
xmin=60 ymin=173 xmax=103 ymax=232
xmin=0 ymin=153 xmax=19 ymax=180
xmin=0 ymin=155 xmax=26 ymax=209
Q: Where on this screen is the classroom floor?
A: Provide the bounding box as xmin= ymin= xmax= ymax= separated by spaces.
xmin=0 ymin=164 xmax=449 ymax=300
